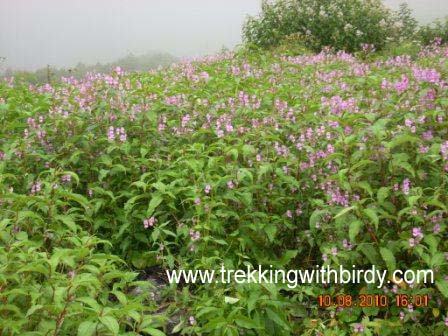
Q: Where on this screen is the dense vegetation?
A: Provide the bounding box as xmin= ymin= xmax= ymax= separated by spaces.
xmin=243 ymin=0 xmax=447 ymax=52
xmin=0 ymin=52 xmax=178 ymax=85
xmin=1 ymin=1 xmax=448 ymax=335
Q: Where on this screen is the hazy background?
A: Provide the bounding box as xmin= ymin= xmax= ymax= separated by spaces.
xmin=1 ymin=0 xmax=447 ymax=71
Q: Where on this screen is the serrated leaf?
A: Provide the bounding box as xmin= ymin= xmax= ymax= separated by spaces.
xmin=147 ymin=194 xmax=163 ymax=217
xmin=25 ymin=304 xmax=43 ymax=318
xmin=377 ymin=187 xmax=390 ymax=204
xmin=363 ymin=208 xmax=379 ymax=230
xmin=140 ymin=327 xmax=166 ymax=336
xmin=380 ymin=247 xmax=396 ymax=273
xmin=77 ymin=321 xmax=97 ymax=336
xmin=234 ymin=315 xmax=260 ymax=329
xmin=99 ymin=316 xmax=119 ymax=335
xmin=349 ymin=220 xmax=363 ymax=242
xmin=334 ymin=206 xmax=356 ymax=220
xmin=436 ymin=280 xmax=448 ymax=298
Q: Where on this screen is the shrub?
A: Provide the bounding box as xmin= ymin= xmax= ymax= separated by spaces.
xmin=1 ymin=37 xmax=448 ymax=335
xmin=0 ymin=174 xmax=162 ymax=334
xmin=417 ymin=18 xmax=448 ymax=46
xmin=0 ymin=231 xmax=161 ymax=335
xmin=243 ymin=0 xmax=400 ymax=52
xmin=391 ymin=3 xmax=419 ymax=42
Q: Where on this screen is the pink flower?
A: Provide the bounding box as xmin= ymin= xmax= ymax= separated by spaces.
xmin=353 ymin=323 xmax=364 ymax=333
xmin=107 ymin=126 xmax=115 ymax=141
xmin=402 ymin=179 xmax=411 ymax=195
xmin=441 ymin=141 xmax=448 ymax=161
xmin=413 ymin=67 xmax=441 ymax=84
xmin=394 ymin=75 xmax=409 ymax=94
xmin=61 ymin=174 xmax=72 ymax=183
xmin=422 ymin=130 xmax=433 ymax=140
xmin=343 ymin=239 xmax=353 ymax=250
xmin=419 ymin=146 xmax=429 ymax=154
xmin=227 ymin=180 xmax=235 ymax=189
xmin=412 ymin=227 xmax=423 ymax=239
xmin=115 ymin=127 xmax=127 ymax=142
xmin=30 ymin=181 xmax=42 ymax=195
xmin=189 ymin=229 xmax=200 ymax=241
xmin=204 ymin=184 xmax=211 ymax=194
xmin=143 ymin=217 xmax=157 ymax=229
xmin=194 ymin=198 xmax=201 ymax=205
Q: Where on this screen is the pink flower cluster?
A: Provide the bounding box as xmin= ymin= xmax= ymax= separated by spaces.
xmin=402 ymin=178 xmax=411 ymax=195
xmin=394 ymin=75 xmax=410 ymax=94
xmin=412 ymin=67 xmax=441 ymax=84
xmin=441 ymin=141 xmax=448 ymax=161
xmin=143 ymin=217 xmax=157 ymax=229
xmin=107 ymin=126 xmax=127 ymax=142
xmin=409 ymin=227 xmax=423 ymax=247
xmin=30 ymin=181 xmax=42 ymax=195
xmin=321 ymin=96 xmax=358 ymax=116
xmin=189 ymin=229 xmax=200 ymax=241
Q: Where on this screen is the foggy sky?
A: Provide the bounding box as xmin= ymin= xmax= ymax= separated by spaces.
xmin=1 ymin=0 xmax=447 ymax=71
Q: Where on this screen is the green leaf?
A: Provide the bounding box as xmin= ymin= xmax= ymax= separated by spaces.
xmin=264 ymin=224 xmax=277 ymax=243
xmin=265 ymin=308 xmax=290 ymax=330
xmin=359 ymin=244 xmax=381 ymax=265
xmin=147 ymin=194 xmax=163 ymax=217
xmin=55 ymin=215 xmax=78 ymax=232
xmin=281 ymin=250 xmax=298 ymax=264
xmin=379 ymin=247 xmax=396 ymax=273
xmin=76 ymin=297 xmax=101 ymax=311
xmin=25 ymin=304 xmax=43 ymax=318
xmin=309 ymin=210 xmax=326 ymax=229
xmin=140 ymin=327 xmax=166 ymax=336
xmin=334 ymin=206 xmax=356 ymax=220
xmin=436 ymin=279 xmax=448 ymax=298
xmin=349 ymin=220 xmax=363 ymax=242
xmin=377 ymin=187 xmax=390 ymax=204
xmin=363 ymin=208 xmax=379 ymax=230
xmin=386 ymin=134 xmax=418 ymax=150
xmin=77 ymin=321 xmax=97 ymax=336
xmin=234 ymin=315 xmax=260 ymax=329
xmin=99 ymin=316 xmax=119 ymax=335
xmin=124 ymin=194 xmax=147 ymax=213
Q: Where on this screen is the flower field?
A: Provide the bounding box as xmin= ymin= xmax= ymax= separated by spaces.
xmin=1 ymin=41 xmax=448 ymax=335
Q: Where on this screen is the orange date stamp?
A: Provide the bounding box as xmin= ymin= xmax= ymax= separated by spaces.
xmin=318 ymin=294 xmax=429 ymax=308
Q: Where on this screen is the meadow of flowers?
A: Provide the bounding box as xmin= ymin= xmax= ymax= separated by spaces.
xmin=0 ymin=39 xmax=448 ymax=335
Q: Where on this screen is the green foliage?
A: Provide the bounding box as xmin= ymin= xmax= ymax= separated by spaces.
xmin=417 ymin=17 xmax=448 ymax=45
xmin=243 ymin=0 xmax=447 ymax=52
xmin=392 ymin=3 xmax=419 ymax=41
xmin=243 ymin=0 xmax=398 ymax=52
xmin=1 ymin=34 xmax=448 ymax=335
xmin=0 ymin=191 xmax=164 ymax=334
xmin=1 ymin=52 xmax=178 ymax=85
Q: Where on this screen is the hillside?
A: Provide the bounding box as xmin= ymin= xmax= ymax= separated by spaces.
xmin=1 ymin=43 xmax=448 ymax=335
